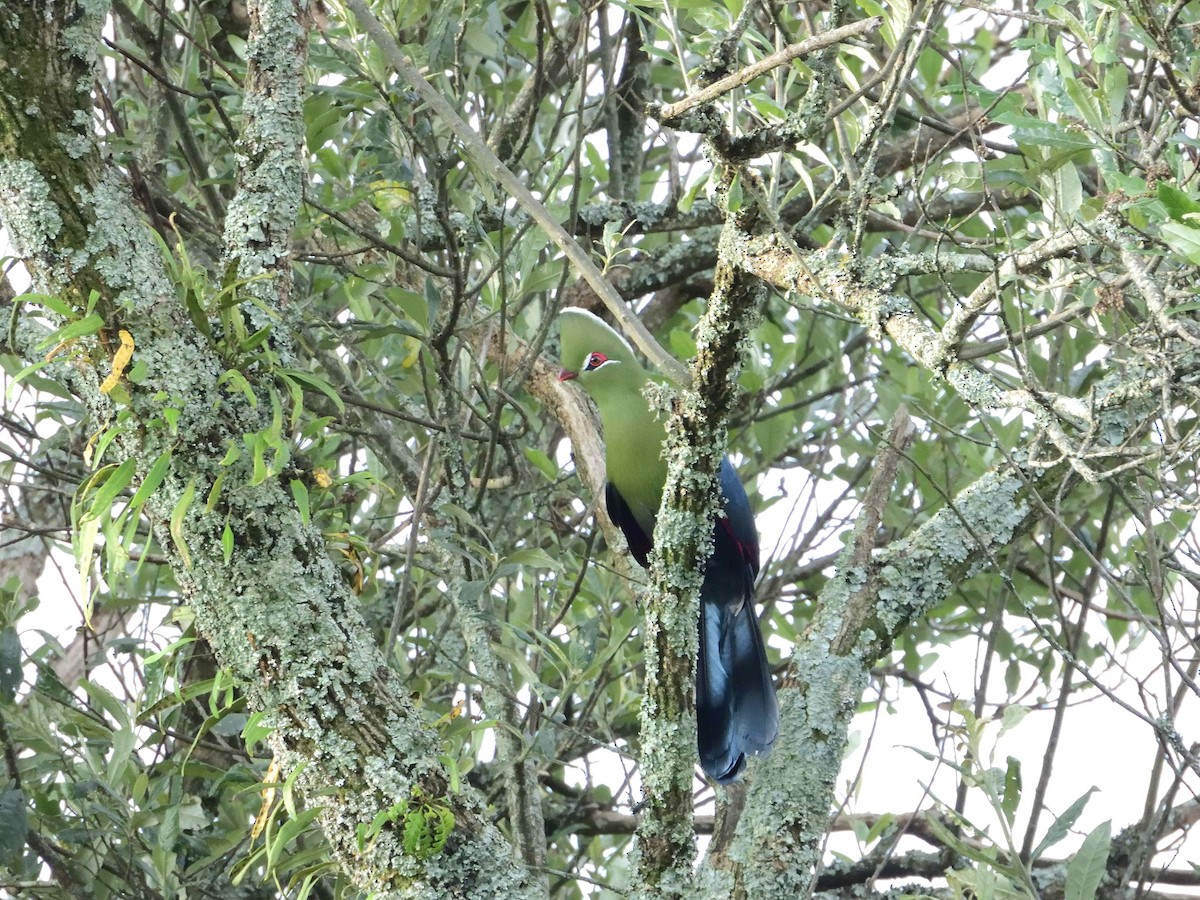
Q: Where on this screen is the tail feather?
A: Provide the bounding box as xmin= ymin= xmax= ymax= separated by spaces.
xmin=696 ymin=585 xmax=779 ymax=783
xmin=606 ymin=461 xmax=778 ymax=783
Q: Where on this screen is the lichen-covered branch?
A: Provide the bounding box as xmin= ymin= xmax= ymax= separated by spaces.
xmin=222 ymin=0 xmax=308 ymax=328
xmin=0 ymin=2 xmax=534 ymax=896
xmin=707 ymin=452 xmax=1071 ymax=897
xmin=634 ymin=217 xmax=767 ymax=898
xmin=725 ymin=230 xmax=1138 ymax=479
xmin=650 ymin=19 xmax=880 ymax=125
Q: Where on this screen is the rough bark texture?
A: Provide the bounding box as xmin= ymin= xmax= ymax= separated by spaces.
xmin=634 ymin=216 xmax=767 ymax=898
xmin=0 ymin=2 xmax=535 ymax=896
xmin=704 ymin=459 xmax=1071 ymax=897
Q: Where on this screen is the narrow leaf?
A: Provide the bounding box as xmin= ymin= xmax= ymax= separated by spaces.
xmin=291 ymin=479 xmax=310 ymax=527
xmin=1065 ymin=820 xmax=1111 ymax=900
xmin=278 ymin=369 xmax=345 ymax=413
xmin=171 ymin=479 xmax=197 ymax=569
xmin=1032 ymin=787 xmax=1096 ymax=861
xmin=0 ymin=628 xmax=20 ymax=703
xmin=129 ymin=450 xmax=172 ymax=512
xmin=36 ymin=311 xmax=104 ymax=349
xmin=1001 ymin=756 xmax=1021 ymax=825
xmin=87 ymin=458 xmax=137 ymax=521
xmin=0 ymin=788 xmax=27 ymax=864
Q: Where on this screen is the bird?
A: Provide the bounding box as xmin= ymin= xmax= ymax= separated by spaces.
xmin=557 ymin=306 xmax=778 ymax=783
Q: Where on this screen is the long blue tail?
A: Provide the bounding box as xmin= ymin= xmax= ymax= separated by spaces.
xmin=603 ymin=460 xmax=778 ymax=782
xmin=696 ymin=567 xmax=779 ymax=783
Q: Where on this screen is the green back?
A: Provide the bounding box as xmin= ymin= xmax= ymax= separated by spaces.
xmin=558 ymin=308 xmax=670 ymax=528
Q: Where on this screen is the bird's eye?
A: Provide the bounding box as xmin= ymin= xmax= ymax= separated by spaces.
xmin=584 ymin=352 xmax=610 ymax=371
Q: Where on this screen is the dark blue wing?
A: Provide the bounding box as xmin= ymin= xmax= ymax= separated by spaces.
xmin=605 ymin=460 xmax=778 ymax=783
xmin=696 ymin=457 xmax=778 ymax=783
xmin=717 ymin=456 xmax=760 ymax=578
xmin=605 ymin=481 xmax=653 ymax=568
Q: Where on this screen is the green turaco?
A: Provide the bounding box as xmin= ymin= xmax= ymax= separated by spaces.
xmin=557 ymin=307 xmax=778 ymax=782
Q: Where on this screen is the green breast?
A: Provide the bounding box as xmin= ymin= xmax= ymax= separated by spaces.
xmin=597 ymin=397 xmax=668 ymax=534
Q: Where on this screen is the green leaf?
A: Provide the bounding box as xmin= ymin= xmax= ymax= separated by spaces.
xmin=8 ymin=357 xmax=54 ymax=389
xmin=291 ymin=479 xmax=310 ymax=527
xmin=425 ymin=0 xmax=459 ymax=69
xmin=999 ymin=704 xmax=1029 ymax=736
xmin=496 ymin=547 xmax=563 ymax=575
xmin=1054 ymin=161 xmax=1083 ymax=219
xmin=278 ymin=368 xmax=345 ymax=414
xmin=211 ymin=712 xmax=248 ymax=738
xmin=863 ymin=811 xmax=894 ymax=844
xmin=993 ymin=114 xmax=1095 ymax=152
xmin=1157 ymin=184 xmax=1200 ymax=222
xmin=171 ymin=478 xmax=197 ymax=569
xmin=74 ymin=512 xmax=102 ymax=623
xmin=947 ymin=866 xmax=1025 ymax=900
xmin=0 ymin=627 xmax=21 ymax=703
xmin=1001 ymin=756 xmax=1021 ymax=825
xmin=81 ymin=678 xmax=130 ymax=729
xmin=126 ymin=355 xmax=148 ymax=384
xmin=108 ymin=718 xmax=137 ymax=785
xmin=925 ymin=812 xmax=1003 ymax=867
xmin=523 ymin=447 xmax=557 ymax=482
xmin=677 ymin=172 xmax=709 ymax=214
xmin=1065 ymin=820 xmax=1111 ymax=900
xmin=86 ymin=458 xmax=137 ymax=521
xmin=22 ymin=292 xmax=74 ymax=318
xmin=1165 ymin=300 xmax=1200 ymax=317
xmin=36 ymin=311 xmax=105 ymax=350
xmin=491 ymin=641 xmax=543 ymax=693
xmin=1104 ymin=64 xmax=1128 ymax=130
xmin=225 ymin=33 xmax=247 ymax=59
xmin=1060 ymin=41 xmax=1102 ymax=132
xmin=159 ymin=798 xmax=180 ymax=851
xmin=1032 ymin=787 xmax=1096 ymax=861
xmin=218 ymin=368 xmax=257 ymax=406
xmin=1161 ymin=223 xmax=1200 ymax=264
xmin=0 ymin=788 xmax=27 ymax=864
xmin=242 ymin=711 xmax=273 ymax=749
xmin=128 ymin=451 xmax=172 ymax=513
xmin=240 ymin=324 xmax=273 ymax=353
xmin=267 ymin=806 xmax=325 ymax=872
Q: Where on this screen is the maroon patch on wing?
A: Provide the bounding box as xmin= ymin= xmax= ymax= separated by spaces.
xmin=718 ymin=516 xmax=758 ymax=572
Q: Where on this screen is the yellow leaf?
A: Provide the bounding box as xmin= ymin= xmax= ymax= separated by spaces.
xmin=100 ymin=329 xmax=134 ymax=394
xmin=251 ymin=756 xmax=281 ymax=841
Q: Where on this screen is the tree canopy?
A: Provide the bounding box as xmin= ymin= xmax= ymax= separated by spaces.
xmin=1 ymin=0 xmax=1199 ymax=897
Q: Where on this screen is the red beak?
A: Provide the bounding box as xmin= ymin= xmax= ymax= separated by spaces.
xmin=558 ymin=369 xmax=577 ymax=382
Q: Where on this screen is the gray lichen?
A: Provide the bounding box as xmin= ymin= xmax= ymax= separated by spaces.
xmin=707 ymin=453 xmax=1056 ymax=896
xmin=80 ymin=170 xmax=176 ymax=305
xmin=0 ymin=159 xmax=63 ymax=263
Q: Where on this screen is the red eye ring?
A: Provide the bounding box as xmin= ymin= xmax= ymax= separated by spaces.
xmin=584 ymin=352 xmax=610 ymax=370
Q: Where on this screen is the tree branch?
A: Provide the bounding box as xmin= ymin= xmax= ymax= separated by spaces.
xmin=338 ymin=0 xmax=686 ymax=383
xmin=635 ymin=214 xmax=766 ymax=897
xmin=651 ymin=19 xmax=881 ymax=125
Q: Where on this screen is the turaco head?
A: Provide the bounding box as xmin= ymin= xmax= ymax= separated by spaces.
xmin=557 ymin=307 xmax=650 ymax=407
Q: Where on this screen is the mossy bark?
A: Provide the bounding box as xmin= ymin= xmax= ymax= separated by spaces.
xmin=0 ymin=2 xmax=534 ymax=896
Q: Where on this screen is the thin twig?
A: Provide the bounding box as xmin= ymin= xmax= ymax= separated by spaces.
xmin=652 ymin=19 xmax=881 ymax=124
xmin=833 ymin=405 xmax=915 ymax=654
xmin=338 ymin=0 xmax=686 ymax=383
